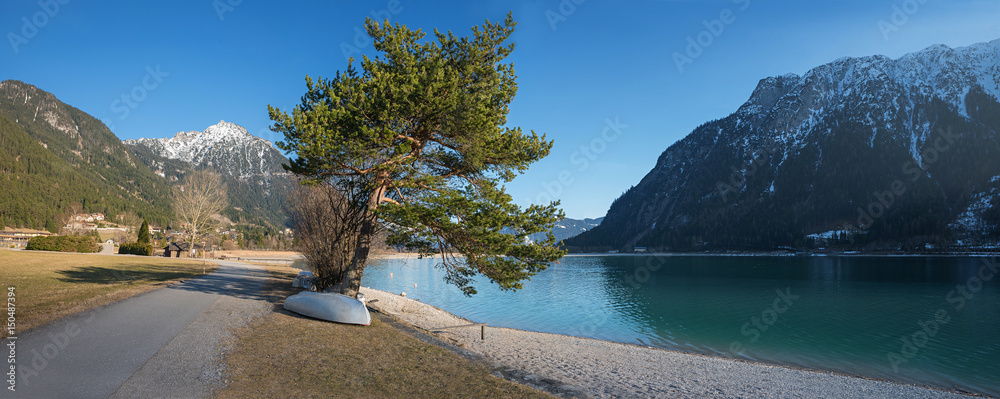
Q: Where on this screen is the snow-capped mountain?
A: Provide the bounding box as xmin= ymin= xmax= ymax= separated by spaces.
xmin=123 ymin=121 xmax=295 ymax=226
xmin=567 ymin=39 xmax=1000 ymax=252
xmin=123 ymin=120 xmax=287 ymax=180
xmin=524 ymin=217 xmax=604 ymax=244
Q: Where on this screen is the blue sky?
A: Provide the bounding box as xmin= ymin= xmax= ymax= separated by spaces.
xmin=4 ymin=0 xmax=1000 ymax=219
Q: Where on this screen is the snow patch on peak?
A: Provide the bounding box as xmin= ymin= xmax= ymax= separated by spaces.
xmin=124 ymin=120 xmax=285 ymax=179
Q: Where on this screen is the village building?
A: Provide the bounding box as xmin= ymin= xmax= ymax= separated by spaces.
xmin=0 ymin=228 xmax=55 ymax=248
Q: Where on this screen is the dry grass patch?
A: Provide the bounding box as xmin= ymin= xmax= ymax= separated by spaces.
xmin=216 ymin=266 xmax=551 ymax=399
xmin=1 ymin=249 xmax=215 ymax=338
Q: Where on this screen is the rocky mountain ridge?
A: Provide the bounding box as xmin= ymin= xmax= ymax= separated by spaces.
xmin=123 ymin=121 xmax=295 ymax=227
xmin=566 ymin=39 xmax=1000 ymax=252
xmin=123 ymin=120 xmax=288 ymax=180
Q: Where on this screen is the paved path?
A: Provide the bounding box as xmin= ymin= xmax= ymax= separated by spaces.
xmin=3 ymin=261 xmax=271 ymax=399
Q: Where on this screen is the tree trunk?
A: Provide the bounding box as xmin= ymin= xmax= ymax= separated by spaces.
xmin=189 ymin=227 xmax=197 ymax=256
xmin=339 ymin=184 xmax=385 ymax=298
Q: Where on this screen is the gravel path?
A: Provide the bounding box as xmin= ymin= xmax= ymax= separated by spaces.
xmin=110 ymin=261 xmax=271 ymax=398
xmin=361 ymin=287 xmax=973 ymax=399
xmin=3 ymin=260 xmax=270 ymax=399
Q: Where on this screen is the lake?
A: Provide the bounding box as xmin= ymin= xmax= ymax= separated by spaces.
xmin=364 ymin=255 xmax=1000 ymax=396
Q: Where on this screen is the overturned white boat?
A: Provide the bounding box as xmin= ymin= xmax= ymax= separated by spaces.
xmin=283 ymin=291 xmax=371 ymax=325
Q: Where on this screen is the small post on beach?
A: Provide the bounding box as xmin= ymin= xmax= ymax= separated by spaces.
xmin=432 ymin=322 xmax=487 ymax=340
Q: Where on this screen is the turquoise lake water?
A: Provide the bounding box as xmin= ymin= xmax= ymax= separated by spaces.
xmin=364 ymin=255 xmax=1000 ymax=396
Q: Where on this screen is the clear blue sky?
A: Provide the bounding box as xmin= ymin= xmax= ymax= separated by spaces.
xmin=4 ymin=0 xmax=1000 ymax=219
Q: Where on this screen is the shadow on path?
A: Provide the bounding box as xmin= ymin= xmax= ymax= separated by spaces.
xmin=56 ymin=265 xmax=195 ymax=285
xmin=165 ymin=261 xmax=273 ymax=301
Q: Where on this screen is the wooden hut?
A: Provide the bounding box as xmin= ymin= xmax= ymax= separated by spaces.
xmin=163 ymin=242 xmax=191 ymax=257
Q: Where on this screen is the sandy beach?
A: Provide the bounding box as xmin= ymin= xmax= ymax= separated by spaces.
xmin=361 ymin=287 xmax=971 ymax=399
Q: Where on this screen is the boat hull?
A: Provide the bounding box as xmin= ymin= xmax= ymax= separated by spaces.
xmin=283 ymin=291 xmax=371 ymax=325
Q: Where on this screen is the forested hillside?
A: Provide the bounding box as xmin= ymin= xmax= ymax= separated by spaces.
xmin=0 ymin=80 xmax=174 ymax=229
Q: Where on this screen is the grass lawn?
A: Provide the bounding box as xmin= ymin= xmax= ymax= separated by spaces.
xmin=216 ymin=265 xmax=552 ymax=399
xmin=1 ymin=249 xmax=216 ymax=338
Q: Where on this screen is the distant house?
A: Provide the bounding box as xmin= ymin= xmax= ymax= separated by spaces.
xmin=0 ymin=228 xmax=54 ymax=248
xmin=68 ymin=213 xmax=105 ymax=225
xmin=633 ymin=247 xmax=647 ymax=253
xmin=163 ymin=242 xmax=191 ymax=257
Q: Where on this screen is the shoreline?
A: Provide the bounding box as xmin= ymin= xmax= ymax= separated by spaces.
xmin=361 ymin=287 xmax=975 ymax=398
xmin=563 ymin=251 xmax=1000 ymax=257
xmin=202 ymin=250 xmax=1000 ymax=261
xmin=377 ymin=251 xmax=1000 ymax=259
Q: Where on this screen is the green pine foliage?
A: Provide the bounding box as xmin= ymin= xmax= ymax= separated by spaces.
xmin=138 ymin=220 xmax=151 ymax=244
xmin=271 ymin=13 xmax=565 ymax=295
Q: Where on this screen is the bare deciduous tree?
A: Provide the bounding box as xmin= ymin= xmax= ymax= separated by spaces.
xmin=288 ymin=181 xmax=384 ymax=292
xmin=173 ymin=170 xmax=228 ymax=250
xmin=60 ymin=202 xmax=84 ymax=233
xmin=116 ymin=210 xmax=141 ymax=242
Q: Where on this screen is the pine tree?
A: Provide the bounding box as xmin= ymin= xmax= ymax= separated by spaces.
xmin=137 ymin=220 xmax=151 ymax=244
xmin=271 ymin=13 xmax=565 ymax=296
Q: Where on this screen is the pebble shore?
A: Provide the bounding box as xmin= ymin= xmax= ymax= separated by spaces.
xmin=361 ymin=287 xmax=971 ymax=399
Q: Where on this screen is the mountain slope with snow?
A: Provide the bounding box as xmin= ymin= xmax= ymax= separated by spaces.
xmin=123 ymin=121 xmax=295 ymax=226
xmin=566 ymin=39 xmax=1000 ymax=252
